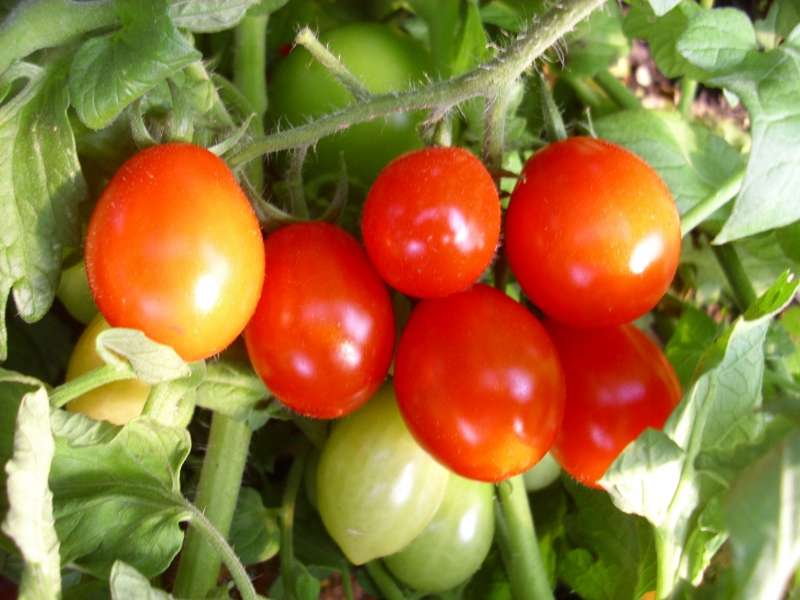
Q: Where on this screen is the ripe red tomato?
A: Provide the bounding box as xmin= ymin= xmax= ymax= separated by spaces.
xmin=85 ymin=143 xmax=265 ymax=362
xmin=504 ymin=137 xmax=681 ymax=328
xmin=393 ymin=284 xmax=566 ymax=482
xmin=543 ymin=318 xmax=682 ymax=489
xmin=362 ymin=146 xmax=501 ymax=298
xmin=244 ymin=222 xmax=395 ymax=419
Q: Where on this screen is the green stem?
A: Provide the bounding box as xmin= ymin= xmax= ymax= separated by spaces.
xmin=183 ymin=501 xmax=259 ymax=600
xmin=483 ymin=88 xmax=509 ymax=173
xmin=593 ymin=70 xmax=641 ymax=111
xmin=678 ymin=78 xmax=698 ymax=118
xmin=710 ymin=242 xmax=757 ymax=312
xmin=495 ymin=476 xmax=554 ymax=600
xmin=365 ymin=561 xmax=408 ymax=600
xmin=228 ymin=0 xmax=606 ymax=167
xmin=295 ymin=27 xmax=369 ymax=101
xmin=0 ymin=0 xmax=118 ymax=75
xmin=48 ymin=363 xmax=135 ymax=408
xmin=280 ymin=440 xmax=311 ymax=600
xmin=173 ymin=412 xmax=252 ymax=598
xmin=680 ymin=168 xmax=745 ymax=237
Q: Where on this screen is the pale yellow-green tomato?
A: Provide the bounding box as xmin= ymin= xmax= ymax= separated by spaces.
xmin=65 ymin=313 xmax=150 ymax=425
xmin=522 ymin=451 xmax=562 ymax=492
xmin=56 ymin=256 xmax=99 ymax=325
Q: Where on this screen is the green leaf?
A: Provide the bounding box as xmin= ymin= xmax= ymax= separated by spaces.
xmin=675 ymin=11 xmax=800 ymax=242
xmin=195 ymin=360 xmax=279 ymax=430
xmin=776 ymin=220 xmax=800 ymax=263
xmin=559 ymin=479 xmax=657 ymax=600
xmin=562 ymin=0 xmax=630 ymax=77
xmin=0 ymin=59 xmax=85 ymax=360
xmin=647 ymin=0 xmax=683 ymax=18
xmin=69 ymin=0 xmax=202 ymax=129
xmin=755 ymin=0 xmax=800 ymax=48
xmin=726 ymin=427 xmax=800 ymax=600
xmin=94 ymin=328 xmax=191 ymax=385
xmin=480 ymin=0 xmax=548 ymax=32
xmin=228 ymin=487 xmax=280 ymax=565
xmin=452 ymin=0 xmax=490 ymax=76
xmin=664 ymin=307 xmax=720 ymax=388
xmin=623 ymin=0 xmax=703 ymax=79
xmin=601 ymin=272 xmax=800 ymax=595
xmin=168 ymin=0 xmax=262 ymax=32
xmin=1 ymin=388 xmax=61 ymax=600
xmin=594 ymin=109 xmax=745 ymax=214
xmin=109 ymin=560 xmax=174 ymax=600
xmin=49 ymin=414 xmax=192 ymax=578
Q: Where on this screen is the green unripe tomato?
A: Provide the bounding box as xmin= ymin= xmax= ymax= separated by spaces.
xmin=384 ymin=473 xmax=495 ymax=593
xmin=56 ymin=255 xmax=99 ymax=325
xmin=268 ymin=22 xmax=431 ymax=186
xmin=316 ymin=382 xmax=450 ymax=565
xmin=522 ymin=451 xmax=562 ymax=492
xmin=65 ymin=313 xmax=151 ymax=425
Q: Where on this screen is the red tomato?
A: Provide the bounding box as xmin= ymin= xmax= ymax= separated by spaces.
xmin=244 ymin=222 xmax=395 ymax=419
xmin=85 ymin=143 xmax=265 ymax=362
xmin=543 ymin=318 xmax=682 ymax=488
xmin=393 ymin=284 xmax=566 ymax=482
xmin=504 ymin=137 xmax=681 ymax=328
xmin=361 ymin=146 xmax=501 ymax=298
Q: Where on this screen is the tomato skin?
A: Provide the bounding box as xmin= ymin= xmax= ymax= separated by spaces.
xmin=316 ymin=383 xmax=450 ymax=565
xmin=504 ymin=137 xmax=681 ymax=328
xmin=65 ymin=313 xmax=151 ymax=425
xmin=84 ymin=143 xmax=265 ymax=362
xmin=384 ymin=473 xmax=495 ymax=592
xmin=543 ymin=318 xmax=682 ymax=488
xmin=268 ymin=22 xmax=431 ymax=185
xmin=362 ymin=147 xmax=501 ymax=298
xmin=394 ymin=284 xmax=566 ymax=482
xmin=57 ymin=255 xmax=99 ymax=325
xmin=244 ymin=222 xmax=395 ymax=419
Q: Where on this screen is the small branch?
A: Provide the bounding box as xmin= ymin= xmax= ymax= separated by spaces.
xmin=295 ymin=27 xmax=370 ymax=102
xmin=678 ymin=77 xmax=698 ymax=118
xmin=280 ymin=440 xmax=312 ymax=600
xmin=49 ymin=364 xmax=135 ymax=408
xmin=681 ymin=168 xmax=745 ymax=237
xmin=711 ymin=242 xmax=757 ymax=312
xmin=483 ymin=89 xmax=510 ymax=173
xmin=365 ymin=561 xmax=408 ymax=600
xmin=593 ymin=70 xmax=641 ymax=111
xmin=287 ymin=146 xmax=310 ymax=220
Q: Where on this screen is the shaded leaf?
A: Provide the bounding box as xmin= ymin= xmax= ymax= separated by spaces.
xmin=229 ymin=487 xmax=280 ymax=565
xmin=169 ymin=0 xmax=261 ymax=32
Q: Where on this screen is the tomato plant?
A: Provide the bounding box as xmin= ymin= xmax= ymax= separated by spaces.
xmin=384 ymin=472 xmax=496 ymax=593
xmin=361 ymin=146 xmax=501 ymax=298
xmin=84 ymin=143 xmax=265 ymax=362
xmin=64 ymin=313 xmax=151 ymax=425
xmin=543 ymin=318 xmax=683 ymax=489
xmin=244 ymin=221 xmax=395 ymax=419
xmin=267 ymin=22 xmax=431 ymax=185
xmin=56 ymin=254 xmax=98 ymax=325
xmin=316 ymin=383 xmax=450 ymax=565
xmin=504 ymin=137 xmax=682 ymax=328
xmin=394 ymin=284 xmax=566 ymax=482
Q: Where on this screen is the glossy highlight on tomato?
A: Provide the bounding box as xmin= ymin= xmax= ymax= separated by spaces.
xmin=362 ymin=146 xmax=501 ymax=298
xmin=394 ymin=284 xmax=566 ymax=482
xmin=316 ymin=383 xmax=450 ymax=565
xmin=65 ymin=313 xmax=151 ymax=425
xmin=504 ymin=136 xmax=681 ymax=328
xmin=244 ymin=221 xmax=395 ymax=419
xmin=85 ymin=143 xmax=265 ymax=362
xmin=544 ymin=318 xmax=683 ymax=488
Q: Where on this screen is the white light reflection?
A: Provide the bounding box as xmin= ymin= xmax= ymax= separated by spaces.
xmin=194 ymin=274 xmax=221 ymax=312
xmin=291 ymin=353 xmax=315 ymax=379
xmin=390 ymin=463 xmax=416 ymax=506
xmin=458 ymin=508 xmax=479 ymax=543
xmin=629 ymin=234 xmax=664 ymax=275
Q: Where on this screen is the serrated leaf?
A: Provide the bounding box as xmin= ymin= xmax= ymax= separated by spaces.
xmin=675 ymin=11 xmax=800 ymax=242
xmin=95 ymin=328 xmax=190 ymax=384
xmin=109 ymin=561 xmax=174 ymax=600
xmin=623 ymin=0 xmax=703 ymax=78
xmin=2 ymin=388 xmax=60 ymax=600
xmin=50 ymin=415 xmax=191 ymax=578
xmin=229 ymin=487 xmax=280 ymax=564
xmin=452 ymin=0 xmax=490 ymax=76
xmin=647 ymin=0 xmax=683 ymax=17
xmin=594 ymin=109 xmax=745 ymax=214
xmin=726 ymin=427 xmax=800 ymax=600
xmin=69 ymin=0 xmax=202 ymax=129
xmin=168 ymin=0 xmax=261 ymax=32
xmin=0 ymin=59 xmax=85 ymax=360
xmin=676 ymin=8 xmax=758 ymax=73
xmin=755 ymin=0 xmax=800 ymax=48
xmin=195 ymin=360 xmax=279 ymax=429
xmin=664 ymin=307 xmax=720 ymax=388
xmin=602 ymin=272 xmax=800 ymax=595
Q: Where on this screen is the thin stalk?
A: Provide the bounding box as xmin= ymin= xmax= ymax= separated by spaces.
xmin=0 ymin=0 xmax=118 ymax=75
xmin=287 ymin=146 xmax=310 ymax=220
xmin=483 ymin=89 xmax=510 ymax=173
xmin=680 ymin=168 xmax=745 ymax=237
xmin=280 ymin=440 xmax=311 ymax=600
xmin=678 ymin=78 xmax=698 ymax=118
xmin=365 ymin=561 xmax=408 ymax=600
xmin=295 ymin=28 xmax=369 ymax=101
xmin=49 ymin=364 xmax=135 ymax=408
xmin=495 ymin=476 xmax=554 ymax=600
xmin=183 ymin=501 xmax=258 ymax=600
xmin=593 ymin=70 xmax=641 ymax=111
xmin=710 ymin=242 xmax=757 ymax=312
xmin=173 ymin=413 xmax=252 ymax=598
xmin=228 ymin=0 xmax=606 ymax=167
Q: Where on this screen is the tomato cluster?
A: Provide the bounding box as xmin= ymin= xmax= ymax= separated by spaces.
xmin=69 ymin=131 xmax=684 ymax=590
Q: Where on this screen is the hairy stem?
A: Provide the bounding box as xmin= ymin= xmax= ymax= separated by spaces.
xmin=173 ymin=412 xmax=252 ymax=598
xmin=711 ymin=242 xmax=757 ymax=312
xmin=295 ymin=27 xmax=369 ymax=101
xmin=593 ymin=70 xmax=641 ymax=111
xmin=280 ymin=440 xmax=311 ymax=600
